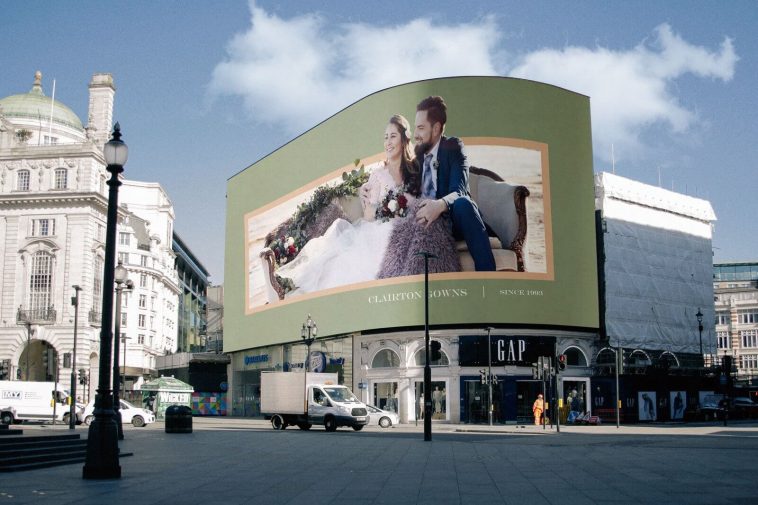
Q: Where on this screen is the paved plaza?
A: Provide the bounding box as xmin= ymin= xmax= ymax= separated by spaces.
xmin=1 ymin=419 xmax=757 ymax=505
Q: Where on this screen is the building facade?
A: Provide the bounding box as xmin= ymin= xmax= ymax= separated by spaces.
xmin=223 ymin=77 xmax=720 ymax=424
xmin=713 ymin=262 xmax=758 ymax=384
xmin=0 ymin=71 xmax=204 ymax=406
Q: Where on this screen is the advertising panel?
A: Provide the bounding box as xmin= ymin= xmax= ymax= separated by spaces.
xmin=226 ymin=77 xmax=598 ymax=352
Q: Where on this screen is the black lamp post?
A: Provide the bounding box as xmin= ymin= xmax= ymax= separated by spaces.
xmin=23 ymin=321 xmax=33 ymax=380
xmin=83 ymin=123 xmax=127 ymax=480
xmin=69 ymin=285 xmax=82 ymax=429
xmin=696 ymin=308 xmax=704 ymax=365
xmin=415 ymin=251 xmax=436 ymax=442
xmin=112 ymin=261 xmax=133 ymax=440
xmin=301 ymin=314 xmax=318 ymax=372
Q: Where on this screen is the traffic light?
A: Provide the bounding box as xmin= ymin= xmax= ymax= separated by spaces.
xmin=0 ymin=359 xmax=9 ymax=380
xmin=557 ymin=354 xmax=567 ymax=371
xmin=78 ymin=368 xmax=87 ymax=385
xmin=430 ymin=340 xmax=442 ymax=362
xmin=480 ymin=369 xmax=487 ymax=384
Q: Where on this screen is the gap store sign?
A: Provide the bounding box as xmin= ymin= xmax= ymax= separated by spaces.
xmin=458 ymin=335 xmax=556 ymax=367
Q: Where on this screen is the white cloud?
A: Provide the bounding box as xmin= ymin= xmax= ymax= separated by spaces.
xmin=210 ymin=4 xmax=738 ymax=161
xmin=510 ymin=24 xmax=737 ymax=160
xmin=209 ymin=2 xmax=500 ymax=134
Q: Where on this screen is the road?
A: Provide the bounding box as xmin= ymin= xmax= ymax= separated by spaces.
xmin=3 ymin=418 xmax=757 ymax=504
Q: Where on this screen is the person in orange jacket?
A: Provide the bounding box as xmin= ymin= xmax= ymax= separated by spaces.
xmin=532 ymin=394 xmax=545 ymax=425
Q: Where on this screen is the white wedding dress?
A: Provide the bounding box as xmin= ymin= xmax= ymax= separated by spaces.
xmin=276 ymin=163 xmax=402 ymax=296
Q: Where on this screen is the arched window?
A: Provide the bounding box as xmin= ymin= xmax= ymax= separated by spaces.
xmin=17 ymin=169 xmax=30 ymax=191
xmin=371 ymin=349 xmax=400 ymax=368
xmin=563 ymin=346 xmax=588 ymax=367
xmin=54 ymin=168 xmax=68 ymax=190
xmin=29 ymin=251 xmax=54 ymax=314
xmin=414 ymin=344 xmax=449 ymax=366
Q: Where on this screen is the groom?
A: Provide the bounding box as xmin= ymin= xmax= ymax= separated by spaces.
xmin=414 ymin=96 xmax=496 ymax=271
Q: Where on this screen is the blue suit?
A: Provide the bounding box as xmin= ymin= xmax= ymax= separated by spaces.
xmin=435 ymin=137 xmax=496 ymax=271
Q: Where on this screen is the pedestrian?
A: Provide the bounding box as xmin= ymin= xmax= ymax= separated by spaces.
xmin=532 ymin=393 xmax=545 ymax=426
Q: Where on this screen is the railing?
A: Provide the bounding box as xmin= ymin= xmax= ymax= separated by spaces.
xmin=88 ymin=309 xmax=102 ymax=326
xmin=16 ymin=306 xmax=56 ymax=324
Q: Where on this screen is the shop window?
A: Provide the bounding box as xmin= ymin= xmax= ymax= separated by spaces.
xmin=371 ymin=349 xmax=400 ymax=368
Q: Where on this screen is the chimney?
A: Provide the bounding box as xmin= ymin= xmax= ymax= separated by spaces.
xmin=87 ymin=73 xmax=115 ymax=147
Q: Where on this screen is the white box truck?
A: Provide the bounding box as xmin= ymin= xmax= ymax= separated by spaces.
xmin=0 ymin=380 xmax=71 ymax=425
xmin=260 ymin=372 xmax=368 ymax=431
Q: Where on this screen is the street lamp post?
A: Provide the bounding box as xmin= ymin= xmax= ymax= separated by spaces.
xmin=486 ymin=327 xmax=494 ymax=426
xmin=112 ymin=262 xmax=133 ymax=440
xmin=69 ymin=285 xmax=82 ymax=429
xmin=696 ymin=308 xmax=704 ymax=365
xmin=24 ymin=321 xmax=33 ymax=380
xmin=415 ymin=251 xmax=436 ymax=442
xmin=83 ymin=123 xmax=128 ymax=480
xmin=301 ymin=314 xmax=318 ymax=372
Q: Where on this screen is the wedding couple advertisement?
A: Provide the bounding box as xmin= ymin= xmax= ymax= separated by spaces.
xmin=226 ymin=77 xmax=599 ymax=347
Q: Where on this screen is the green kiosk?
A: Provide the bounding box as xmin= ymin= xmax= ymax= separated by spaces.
xmin=140 ymin=376 xmax=194 ymax=420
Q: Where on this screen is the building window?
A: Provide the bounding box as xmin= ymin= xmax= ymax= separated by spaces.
xmin=140 ymin=255 xmax=148 ymax=267
xmin=150 ymin=316 xmax=154 ymax=330
xmin=97 ymin=223 xmax=105 ymax=242
xmin=17 ymin=169 xmax=30 ymax=191
xmin=93 ymin=255 xmax=103 ymax=305
xmin=138 ymin=314 xmax=146 ymax=328
xmin=716 ymin=312 xmax=730 ymax=326
xmin=122 ymin=291 xmax=129 ymax=307
xmin=717 ymin=331 xmax=730 ymax=350
xmin=28 ymin=251 xmax=54 ymax=313
xmin=43 ymin=135 xmax=58 ymax=145
xmin=140 ymin=273 xmax=147 ymax=288
xmin=31 ymin=218 xmax=55 ymax=237
xmin=119 ymin=232 xmax=130 ymax=246
xmin=139 ymin=295 xmax=146 ymax=309
xmin=138 ymin=334 xmax=145 ymax=344
xmin=118 ymin=252 xmax=129 ymax=265
xmin=54 ymin=168 xmax=67 ymax=189
xmin=740 ymin=354 xmax=758 ymax=370
xmin=737 ymin=311 xmax=758 ymax=324
xmin=740 ymin=330 xmax=758 ymax=349
xmin=120 ymin=312 xmax=127 ymax=326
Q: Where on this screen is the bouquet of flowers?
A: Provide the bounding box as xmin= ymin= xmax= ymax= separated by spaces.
xmin=375 ymin=187 xmax=410 ymax=222
xmin=270 ymin=235 xmax=300 ymax=266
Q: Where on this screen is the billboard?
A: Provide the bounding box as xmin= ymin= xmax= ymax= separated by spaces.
xmin=225 ymin=77 xmax=598 ymax=352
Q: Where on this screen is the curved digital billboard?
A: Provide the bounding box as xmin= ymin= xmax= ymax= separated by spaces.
xmin=225 ymin=77 xmax=598 ymax=352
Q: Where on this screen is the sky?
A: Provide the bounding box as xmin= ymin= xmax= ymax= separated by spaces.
xmin=2 ymin=0 xmax=757 ymax=282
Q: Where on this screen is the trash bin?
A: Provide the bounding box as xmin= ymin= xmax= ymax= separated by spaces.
xmin=165 ymin=405 xmax=193 ymax=433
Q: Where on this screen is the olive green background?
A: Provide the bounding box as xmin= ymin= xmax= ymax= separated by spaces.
xmin=225 ymin=77 xmax=598 ymax=352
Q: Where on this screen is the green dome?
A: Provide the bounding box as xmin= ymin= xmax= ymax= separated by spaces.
xmin=0 ymin=71 xmax=84 ymax=131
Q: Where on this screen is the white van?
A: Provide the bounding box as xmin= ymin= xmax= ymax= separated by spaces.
xmin=0 ymin=380 xmax=70 ymax=425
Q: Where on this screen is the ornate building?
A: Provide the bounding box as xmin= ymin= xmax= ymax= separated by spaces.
xmin=0 ymin=71 xmax=185 ymax=402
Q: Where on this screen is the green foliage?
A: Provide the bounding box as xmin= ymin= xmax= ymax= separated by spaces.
xmin=265 ymin=160 xmax=369 ymax=271
xmin=15 ymin=129 xmax=32 ymax=142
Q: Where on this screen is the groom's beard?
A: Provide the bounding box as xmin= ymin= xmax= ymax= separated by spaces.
xmin=414 ymin=141 xmax=433 ymax=159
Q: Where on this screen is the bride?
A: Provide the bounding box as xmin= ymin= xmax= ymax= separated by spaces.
xmin=275 ymin=114 xmax=420 ymax=295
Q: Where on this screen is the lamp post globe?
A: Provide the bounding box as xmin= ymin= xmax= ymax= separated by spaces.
xmin=83 ymin=124 xmax=127 ymax=480
xmin=301 ymin=314 xmax=317 ymax=372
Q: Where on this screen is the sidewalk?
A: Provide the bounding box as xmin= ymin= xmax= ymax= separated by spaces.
xmin=3 ymin=418 xmax=757 ymax=504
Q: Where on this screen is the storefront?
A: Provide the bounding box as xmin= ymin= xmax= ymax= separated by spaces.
xmin=229 ymin=336 xmax=354 ymax=417
xmin=356 ymin=329 xmax=596 ymax=424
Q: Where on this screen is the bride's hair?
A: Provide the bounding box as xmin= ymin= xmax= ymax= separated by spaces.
xmin=389 ymin=114 xmax=421 ymax=196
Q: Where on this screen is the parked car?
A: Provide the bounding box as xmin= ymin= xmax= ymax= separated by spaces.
xmin=698 ymin=395 xmax=758 ymax=420
xmin=61 ymin=402 xmax=86 ymax=426
xmin=366 ymin=405 xmax=399 ymax=428
xmin=82 ymin=399 xmax=155 ymax=427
